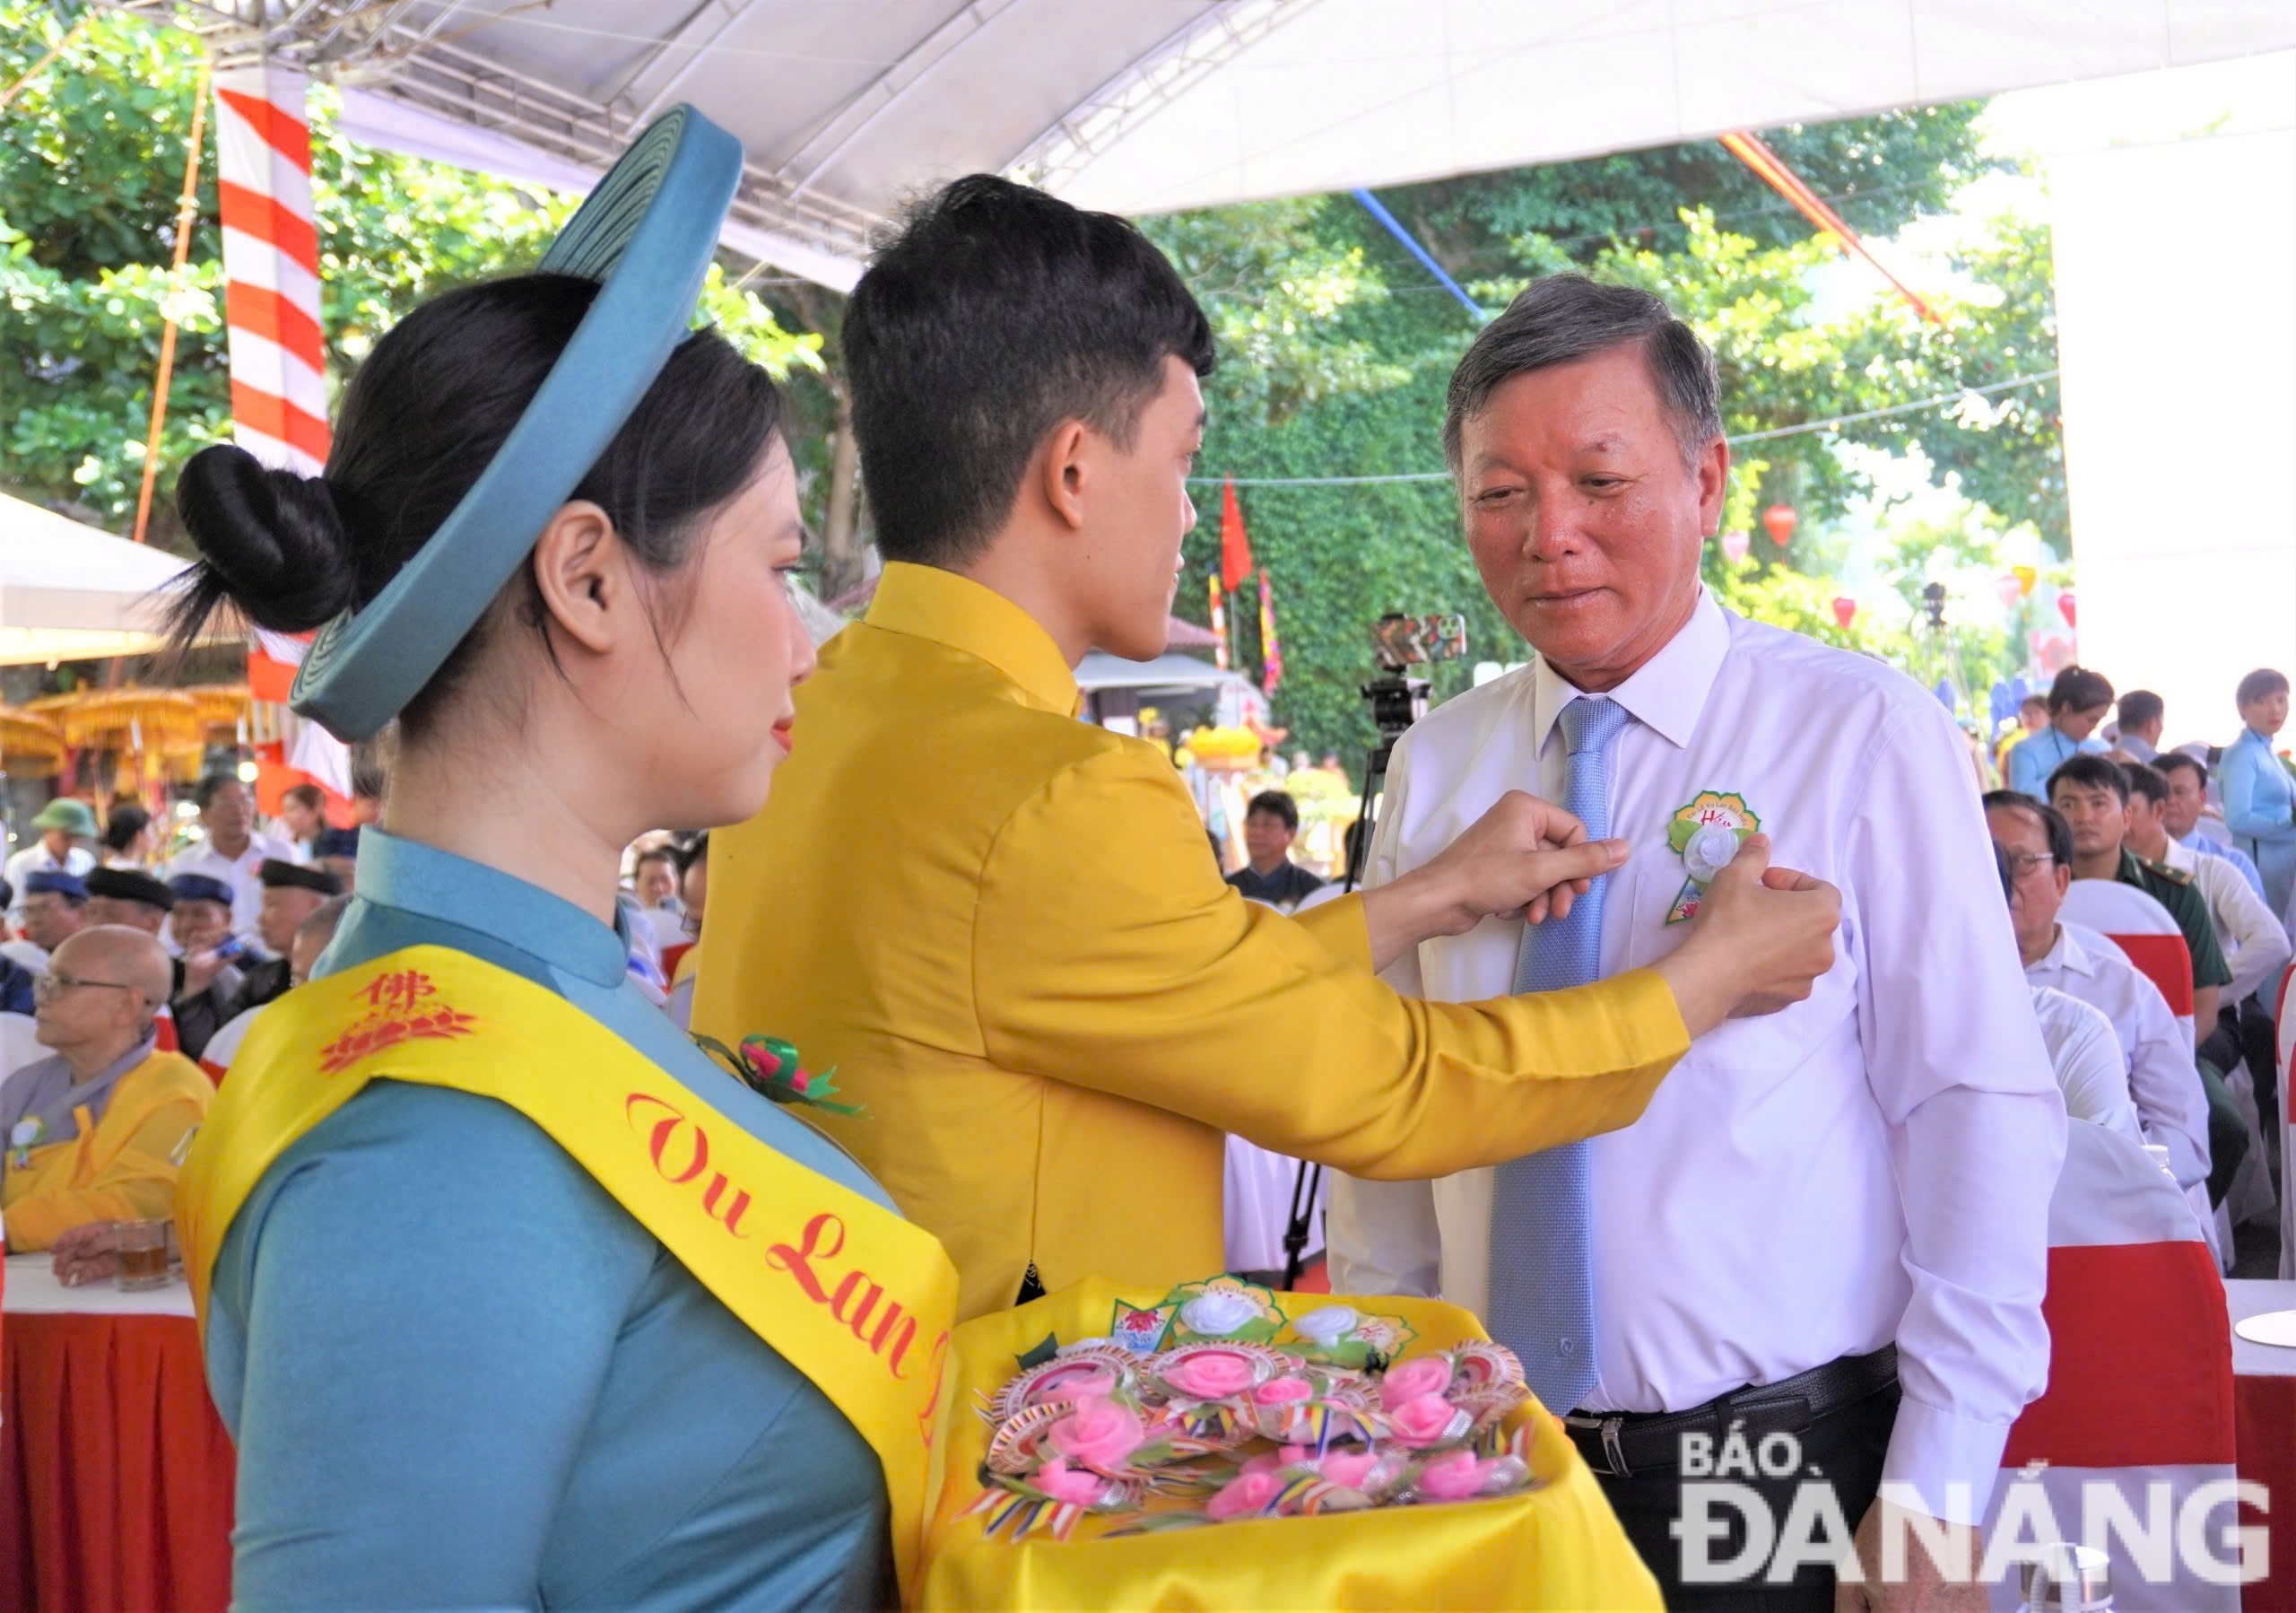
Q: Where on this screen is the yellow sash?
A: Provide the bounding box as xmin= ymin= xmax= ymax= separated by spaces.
xmin=178 ymin=945 xmax=960 ymax=1600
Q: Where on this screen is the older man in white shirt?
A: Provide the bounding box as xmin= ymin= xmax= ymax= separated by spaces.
xmin=1986 ymin=802 xmax=2211 ymax=1188
xmin=162 ymin=773 xmax=298 ymax=937
xmin=1328 ymin=275 xmax=2061 ymax=1611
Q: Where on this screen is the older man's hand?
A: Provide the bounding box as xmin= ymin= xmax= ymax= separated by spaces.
xmin=1648 ymin=835 xmax=1840 ymax=1036
xmin=1835 ymin=1499 xmax=1987 ymax=1613
xmin=50 ymin=1219 xmax=126 ymax=1287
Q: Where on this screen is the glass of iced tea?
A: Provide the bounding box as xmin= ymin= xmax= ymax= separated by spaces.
xmin=116 ymin=1218 xmax=172 ymax=1292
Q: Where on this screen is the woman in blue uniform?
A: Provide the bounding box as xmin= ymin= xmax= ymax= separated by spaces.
xmin=168 ymin=111 xmax=953 ymax=1609
xmin=2005 ymin=664 xmax=2114 ymax=798
xmin=2221 ymin=667 xmax=2296 ymax=921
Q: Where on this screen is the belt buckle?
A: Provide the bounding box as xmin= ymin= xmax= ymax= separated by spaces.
xmin=1563 ymin=1413 xmax=1632 ymax=1478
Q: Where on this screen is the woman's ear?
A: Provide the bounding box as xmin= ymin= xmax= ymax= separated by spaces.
xmin=529 ymin=500 xmax=627 ymax=656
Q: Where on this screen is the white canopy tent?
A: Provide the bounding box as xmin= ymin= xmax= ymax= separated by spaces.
xmin=0 ymin=493 xmax=208 ymax=666
xmin=115 ymin=0 xmax=2296 ymax=290
xmin=1074 ymin=650 xmax=1252 ymax=696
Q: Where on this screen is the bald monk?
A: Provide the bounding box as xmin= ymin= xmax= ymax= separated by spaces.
xmin=2 ymin=926 xmax=210 ymax=1252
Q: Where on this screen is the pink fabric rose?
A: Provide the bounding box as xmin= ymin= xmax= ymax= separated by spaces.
xmin=1046 ymin=1393 xmax=1145 ymax=1473
xmin=1240 ymin=1444 xmax=1311 ymax=1478
xmin=1205 ymin=1469 xmax=1286 ymax=1521
xmin=1164 ymin=1349 xmax=1257 ymax=1400
xmin=1379 ymin=1356 xmax=1454 ymax=1408
xmin=1250 ymin=1375 xmax=1315 ymax=1406
xmin=1032 ymin=1459 xmax=1109 ymax=1506
xmin=1416 ymin=1449 xmax=1491 ymax=1500
xmin=1318 ymin=1449 xmax=1381 ymax=1491
xmin=1386 ymin=1393 xmax=1468 ymax=1448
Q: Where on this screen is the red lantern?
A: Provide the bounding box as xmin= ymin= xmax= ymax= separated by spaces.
xmin=1718 ymin=529 xmax=1751 ymax=563
xmin=1831 ymin=596 xmax=1857 ymax=629
xmin=1761 ymin=503 xmax=1797 ymax=546
xmin=1995 ymin=574 xmax=2023 ymax=611
xmin=2057 ymin=591 xmax=2076 ymax=628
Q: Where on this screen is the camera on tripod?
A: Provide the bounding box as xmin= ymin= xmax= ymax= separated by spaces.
xmin=1362 ymin=613 xmax=1468 ymax=740
xmin=1278 ymin=608 xmax=1471 ymax=1288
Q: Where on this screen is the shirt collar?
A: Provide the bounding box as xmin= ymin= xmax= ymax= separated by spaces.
xmin=1 ymin=1034 xmax=157 ymax=1133
xmin=69 ymin=1033 xmax=158 ymax=1100
xmin=2039 ymin=923 xmax=2100 ymax=978
xmin=865 ymin=562 xmax=1082 ymax=717
xmin=351 ymin=828 xmax=630 ymax=989
xmin=2158 ymin=837 xmax=2197 ymax=873
xmin=1529 ymin=589 xmax=1729 ymax=754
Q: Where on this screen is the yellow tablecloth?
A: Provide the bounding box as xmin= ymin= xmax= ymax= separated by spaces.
xmin=922 ymin=1278 xmax=1660 ymax=1610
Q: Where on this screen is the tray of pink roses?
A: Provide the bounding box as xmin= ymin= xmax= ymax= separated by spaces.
xmin=971 ymin=1334 xmax=1534 ymax=1537
xmin=916 ymin=1277 xmax=1663 ymax=1610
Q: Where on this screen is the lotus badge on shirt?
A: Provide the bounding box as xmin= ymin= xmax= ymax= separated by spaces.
xmin=1665 ymin=790 xmax=1761 ymax=925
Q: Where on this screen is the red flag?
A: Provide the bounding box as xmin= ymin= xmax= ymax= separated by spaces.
xmin=1219 ymin=479 xmax=1255 ymax=592
xmin=1257 ymin=570 xmax=1284 ymax=696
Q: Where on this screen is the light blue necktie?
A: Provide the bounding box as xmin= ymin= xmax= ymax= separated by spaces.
xmin=1486 ymin=695 xmax=1631 ymax=1413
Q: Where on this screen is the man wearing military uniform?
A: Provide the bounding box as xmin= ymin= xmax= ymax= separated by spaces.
xmin=2047 ymin=753 xmax=2246 ymax=1203
xmin=2048 ymin=755 xmax=2231 ymax=1019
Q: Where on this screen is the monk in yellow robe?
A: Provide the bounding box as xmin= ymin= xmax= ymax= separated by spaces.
xmin=3 ymin=926 xmax=210 ymax=1251
xmin=697 ymin=177 xmax=1840 ymax=1320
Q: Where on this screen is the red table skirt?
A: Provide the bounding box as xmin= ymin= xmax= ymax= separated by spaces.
xmin=1 ymin=1312 xmax=235 ymax=1613
xmin=0 ymin=1303 xmax=2282 ymax=1609
xmin=2239 ymin=1371 xmax=2296 ymax=1612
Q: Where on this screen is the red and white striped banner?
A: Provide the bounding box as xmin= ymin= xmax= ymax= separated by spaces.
xmin=213 ymin=66 xmax=352 ymax=819
xmin=214 ymin=65 xmax=327 ymax=476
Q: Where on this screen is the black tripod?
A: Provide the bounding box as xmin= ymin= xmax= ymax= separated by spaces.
xmin=1276 ymin=668 xmax=1429 ymax=1288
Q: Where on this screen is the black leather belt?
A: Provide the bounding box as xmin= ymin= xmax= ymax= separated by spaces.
xmin=1562 ymin=1346 xmax=1899 ymax=1479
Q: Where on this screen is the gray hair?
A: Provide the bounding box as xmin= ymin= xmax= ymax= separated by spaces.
xmin=1442 ymin=274 xmax=1723 ymax=474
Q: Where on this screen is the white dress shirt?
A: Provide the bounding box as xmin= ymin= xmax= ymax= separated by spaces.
xmin=2022 ymin=922 xmax=2210 ymax=1190
xmin=165 ymin=832 xmax=299 ymax=934
xmin=2161 ymin=835 xmax=2291 ymax=1005
xmin=2029 ymin=986 xmax=2143 ymax=1143
xmin=1327 ymin=592 xmax=2063 ymax=1525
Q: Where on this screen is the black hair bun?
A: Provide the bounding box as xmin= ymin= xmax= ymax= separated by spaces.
xmin=173 ymin=443 xmax=358 ymax=632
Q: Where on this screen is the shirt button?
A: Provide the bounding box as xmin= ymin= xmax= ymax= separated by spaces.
xmin=1559 ymin=1337 xmax=1577 ymax=1355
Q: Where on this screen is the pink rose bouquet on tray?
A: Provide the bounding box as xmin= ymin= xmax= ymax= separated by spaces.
xmin=966 ymin=1315 xmax=1539 ymax=1542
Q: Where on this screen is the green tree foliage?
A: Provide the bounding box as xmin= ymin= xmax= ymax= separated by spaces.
xmin=1392 ymin=105 xmax=1999 ymax=271
xmin=1 ymin=2 xmax=814 ymax=554
xmin=1141 ymin=198 xmax=1410 ymax=429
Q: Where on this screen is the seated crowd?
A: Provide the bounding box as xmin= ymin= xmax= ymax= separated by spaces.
xmin=0 ymin=781 xmax=354 ymax=1266
xmin=1987 ymin=663 xmax=2296 ymax=1269
xmin=4 ymin=655 xmax=2293 ymax=1288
